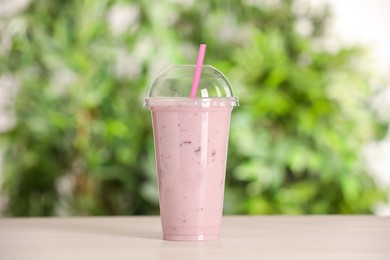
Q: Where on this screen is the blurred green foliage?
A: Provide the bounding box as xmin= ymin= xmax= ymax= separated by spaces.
xmin=0 ymin=0 xmax=387 ymax=216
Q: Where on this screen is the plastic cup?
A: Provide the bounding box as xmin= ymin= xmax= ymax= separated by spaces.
xmin=145 ymin=65 xmax=238 ymax=241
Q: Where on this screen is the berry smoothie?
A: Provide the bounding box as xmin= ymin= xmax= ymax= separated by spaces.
xmin=149 ymin=98 xmax=234 ymax=241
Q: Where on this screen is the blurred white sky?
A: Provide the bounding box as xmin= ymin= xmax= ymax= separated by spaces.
xmin=321 ymin=0 xmax=390 ymax=73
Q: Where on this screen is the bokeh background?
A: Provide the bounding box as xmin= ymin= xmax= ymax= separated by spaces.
xmin=0 ymin=0 xmax=389 ymax=216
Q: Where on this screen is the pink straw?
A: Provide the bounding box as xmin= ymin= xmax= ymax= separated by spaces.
xmin=190 ymin=44 xmax=207 ymax=98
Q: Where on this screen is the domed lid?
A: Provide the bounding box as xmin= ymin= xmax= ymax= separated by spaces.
xmin=144 ymin=65 xmax=238 ymax=107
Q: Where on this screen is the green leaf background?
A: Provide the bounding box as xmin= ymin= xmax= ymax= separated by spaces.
xmin=0 ymin=0 xmax=388 ymax=216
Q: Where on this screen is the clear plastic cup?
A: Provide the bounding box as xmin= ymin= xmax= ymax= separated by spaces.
xmin=145 ymin=65 xmax=238 ymax=241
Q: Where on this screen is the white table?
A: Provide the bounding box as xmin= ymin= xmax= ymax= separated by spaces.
xmin=0 ymin=216 xmax=389 ymax=259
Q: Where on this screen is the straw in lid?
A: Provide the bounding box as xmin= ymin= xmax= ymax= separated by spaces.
xmin=144 ymin=65 xmax=239 ymax=107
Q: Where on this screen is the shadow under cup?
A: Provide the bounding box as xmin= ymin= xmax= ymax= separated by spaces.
xmin=148 ymin=98 xmax=235 ymax=241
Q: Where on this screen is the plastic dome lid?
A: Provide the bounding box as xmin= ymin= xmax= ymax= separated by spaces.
xmin=144 ymin=65 xmax=238 ymax=107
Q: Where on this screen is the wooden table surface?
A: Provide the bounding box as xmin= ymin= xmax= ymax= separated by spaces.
xmin=0 ymin=216 xmax=389 ymax=259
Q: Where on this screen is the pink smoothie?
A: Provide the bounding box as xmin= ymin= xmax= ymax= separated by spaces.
xmin=149 ymin=98 xmax=234 ymax=241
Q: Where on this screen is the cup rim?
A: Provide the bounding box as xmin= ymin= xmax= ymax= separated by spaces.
xmin=144 ymin=97 xmax=239 ymax=107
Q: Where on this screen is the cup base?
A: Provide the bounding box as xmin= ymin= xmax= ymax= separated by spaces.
xmin=163 ymin=233 xmax=219 ymax=241
xmin=162 ymin=225 xmax=220 ymax=241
